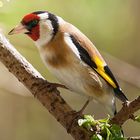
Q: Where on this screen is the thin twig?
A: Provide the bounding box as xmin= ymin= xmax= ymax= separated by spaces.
xmin=111 ymin=96 xmax=140 ymax=125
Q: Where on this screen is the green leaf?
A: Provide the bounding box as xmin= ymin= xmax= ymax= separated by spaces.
xmin=110 ymin=124 xmax=123 ymax=138
xmin=78 ymin=115 xmax=97 ymax=131
xmin=98 ymin=115 xmax=110 ymax=124
xmin=84 ymin=115 xmax=97 ymax=125
xmin=135 ymin=115 xmax=140 ymax=123
xmin=100 ymin=124 xmax=112 ymax=140
xmin=105 ymin=127 xmax=112 ymax=140
xmin=78 ymin=119 xmax=87 ymax=126
xmin=78 ymin=115 xmax=126 ymax=140
xmin=91 ymin=134 xmax=104 ymax=140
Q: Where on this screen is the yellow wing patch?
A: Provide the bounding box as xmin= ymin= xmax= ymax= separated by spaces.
xmin=94 ymin=56 xmax=117 ymax=88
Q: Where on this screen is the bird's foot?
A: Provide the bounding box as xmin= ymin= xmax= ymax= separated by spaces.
xmin=122 ymin=100 xmax=130 ymax=108
xmin=34 ymin=80 xmax=68 ymax=97
xmin=46 ymin=82 xmax=68 ymax=92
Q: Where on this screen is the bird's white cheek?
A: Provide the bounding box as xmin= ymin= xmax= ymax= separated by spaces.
xmin=35 ymin=21 xmax=53 ymax=47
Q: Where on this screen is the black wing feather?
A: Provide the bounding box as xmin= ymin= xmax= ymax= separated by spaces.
xmin=69 ymin=34 xmax=128 ymax=102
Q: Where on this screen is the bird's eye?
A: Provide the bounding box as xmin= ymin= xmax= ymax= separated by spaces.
xmin=31 ymin=20 xmax=38 ymax=26
xmin=28 ymin=20 xmax=39 ymax=29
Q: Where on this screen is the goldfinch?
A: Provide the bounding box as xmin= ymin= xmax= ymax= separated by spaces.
xmin=9 ymin=11 xmax=128 ymax=115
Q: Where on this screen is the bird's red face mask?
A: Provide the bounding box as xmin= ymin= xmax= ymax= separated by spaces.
xmin=8 ymin=13 xmax=40 ymax=41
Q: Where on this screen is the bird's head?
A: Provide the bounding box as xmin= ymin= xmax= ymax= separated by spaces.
xmin=9 ymin=11 xmax=61 ymax=46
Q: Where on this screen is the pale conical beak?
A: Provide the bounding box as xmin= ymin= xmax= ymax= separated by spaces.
xmin=8 ymin=23 xmax=29 ymax=35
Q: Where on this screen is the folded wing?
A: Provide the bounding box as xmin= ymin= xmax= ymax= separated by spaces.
xmin=65 ymin=33 xmax=128 ymax=102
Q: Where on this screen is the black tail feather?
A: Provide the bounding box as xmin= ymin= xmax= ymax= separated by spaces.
xmin=114 ymin=88 xmax=128 ymax=102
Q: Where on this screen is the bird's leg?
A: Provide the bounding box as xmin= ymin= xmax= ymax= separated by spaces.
xmin=66 ymin=97 xmax=92 ymax=133
xmin=77 ymin=98 xmax=91 ymax=114
xmin=67 ymin=97 xmax=92 ymax=117
xmin=74 ymin=97 xmax=92 ymax=115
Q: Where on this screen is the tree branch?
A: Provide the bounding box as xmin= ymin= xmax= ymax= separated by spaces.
xmin=0 ymin=33 xmax=92 ymax=140
xmin=111 ymin=96 xmax=140 ymax=126
xmin=127 ymin=136 xmax=140 ymax=140
xmin=0 ymin=33 xmax=139 ymax=140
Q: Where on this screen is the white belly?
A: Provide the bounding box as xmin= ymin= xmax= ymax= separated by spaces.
xmin=45 ymin=61 xmax=91 ymax=96
xmin=39 ymin=47 xmax=104 ymax=97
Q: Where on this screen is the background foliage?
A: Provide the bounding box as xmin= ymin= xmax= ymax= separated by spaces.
xmin=0 ymin=0 xmax=140 ymax=140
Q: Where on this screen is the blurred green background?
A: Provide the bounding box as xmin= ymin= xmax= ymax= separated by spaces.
xmin=0 ymin=0 xmax=140 ymax=140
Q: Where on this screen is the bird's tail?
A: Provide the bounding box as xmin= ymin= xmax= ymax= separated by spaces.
xmin=114 ymin=87 xmax=128 ymax=102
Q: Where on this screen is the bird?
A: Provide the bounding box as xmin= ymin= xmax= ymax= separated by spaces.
xmin=8 ymin=11 xmax=128 ymax=116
